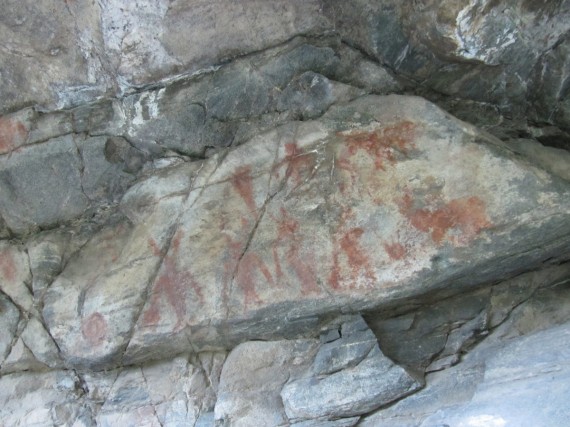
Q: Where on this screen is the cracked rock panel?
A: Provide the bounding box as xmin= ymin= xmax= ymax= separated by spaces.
xmin=35 ymin=95 xmax=570 ymax=370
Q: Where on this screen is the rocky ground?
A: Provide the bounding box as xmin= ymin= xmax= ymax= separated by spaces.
xmin=1 ymin=1 xmax=569 ymax=426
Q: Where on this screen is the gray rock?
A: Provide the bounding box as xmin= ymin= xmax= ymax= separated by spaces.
xmin=277 ymin=72 xmax=336 ymax=120
xmin=369 ymin=263 xmax=570 ymax=372
xmin=0 ymin=241 xmax=34 ymax=314
xmin=0 ymin=293 xmax=20 ymax=366
xmin=529 ymin=34 xmax=570 ymax=131
xmin=0 ymin=0 xmax=331 ymax=114
xmin=0 ymin=370 xmax=88 ymax=426
xmin=215 ymin=340 xmax=319 ymax=427
xmin=292 ymin=417 xmax=360 ymax=427
xmin=195 ymin=411 xmax=215 ymax=427
xmin=509 ymin=138 xmax=570 ymax=182
xmin=20 ymin=317 xmax=63 ymax=369
xmin=312 ymin=316 xmax=377 ymax=376
xmin=0 ymin=0 xmax=106 ymax=113
xmin=215 ymin=316 xmax=421 ymax=425
xmin=282 ymin=345 xmax=422 ymax=421
xmin=76 ymin=135 xmax=138 ymax=203
xmin=27 ymin=231 xmax=69 ymax=299
xmin=0 ymin=109 xmax=34 ymax=155
xmin=360 ymin=280 xmax=570 ymax=427
xmin=97 ymin=356 xmax=206 ymax=427
xmin=324 ymin=0 xmax=570 ymax=132
xmin=1 ymin=336 xmax=47 ymax=374
xmin=0 ymin=135 xmax=89 ymax=234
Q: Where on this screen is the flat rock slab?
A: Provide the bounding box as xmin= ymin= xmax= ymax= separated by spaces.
xmin=42 ymin=95 xmax=570 ymax=369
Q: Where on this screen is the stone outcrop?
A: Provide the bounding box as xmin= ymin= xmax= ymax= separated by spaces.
xmin=1 ymin=1 xmax=569 ymax=425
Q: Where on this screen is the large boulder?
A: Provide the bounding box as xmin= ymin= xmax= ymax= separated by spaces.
xmin=39 ymin=95 xmax=570 ymax=369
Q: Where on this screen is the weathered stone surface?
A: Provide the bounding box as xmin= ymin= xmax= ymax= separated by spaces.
xmin=0 ymin=0 xmax=106 ymax=113
xmin=2 ymin=2 xmax=570 ymax=423
xmin=76 ymin=135 xmax=138 ymax=203
xmin=101 ymin=0 xmax=330 ymax=89
xmin=0 ymin=293 xmax=20 ymax=366
xmin=43 ymin=196 xmax=185 ymax=368
xmin=509 ymin=138 xmax=570 ymax=182
xmin=97 ymin=357 xmax=208 ymax=427
xmin=20 ymin=317 xmax=63 ymax=369
xmin=360 ymin=284 xmax=570 ymax=427
xmin=0 ymin=0 xmax=330 ymax=114
xmin=0 ymin=241 xmax=33 ymax=313
xmin=0 ymin=136 xmax=89 ymax=234
xmin=281 ymin=317 xmax=422 ymax=421
xmin=215 ymin=339 xmax=319 ymax=426
xmin=0 ymin=369 xmax=89 ymax=426
xmin=292 ymin=417 xmax=360 ymax=427
xmin=368 ymin=263 xmax=570 ymax=371
xmin=35 ymin=95 xmax=570 ymax=370
xmin=216 ymin=316 xmax=420 ymax=425
xmin=283 ymin=345 xmax=420 ymax=421
xmin=323 ymin=0 xmax=570 ymax=135
xmin=27 ymin=231 xmax=69 ymax=300
xmin=312 ymin=316 xmax=377 ymax=376
xmin=0 ymin=355 xmax=220 ymax=427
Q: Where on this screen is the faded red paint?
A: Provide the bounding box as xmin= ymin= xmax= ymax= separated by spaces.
xmin=235 ymin=252 xmax=269 ymax=308
xmin=231 ymin=166 xmax=258 ymax=214
xmin=273 ymin=208 xmax=320 ymax=295
xmin=0 ymin=249 xmax=16 ymax=282
xmin=147 ymin=238 xmax=162 ymax=257
xmin=340 ymin=121 xmax=416 ymax=171
xmin=143 ymin=231 xmax=203 ymax=331
xmin=285 ymin=142 xmax=316 ymax=186
xmin=0 ymin=117 xmax=28 ymax=154
xmin=329 ymin=251 xmax=342 ymax=290
xmin=81 ymin=312 xmax=107 ymax=345
xmin=221 ymin=231 xmax=244 ymax=293
xmin=328 ymin=208 xmax=376 ymax=290
xmin=273 ymin=142 xmax=317 ymax=188
xmin=399 ymin=193 xmax=492 ymax=244
xmin=340 ymin=228 xmax=375 ymax=283
xmin=384 ymin=241 xmax=407 ymax=260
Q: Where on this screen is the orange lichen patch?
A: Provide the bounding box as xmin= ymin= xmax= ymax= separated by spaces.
xmin=0 ymin=117 xmax=28 ymax=155
xmin=273 ymin=142 xmax=317 ymax=188
xmin=273 ymin=208 xmax=320 ymax=296
xmin=339 ymin=121 xmax=416 ymax=171
xmin=399 ymin=193 xmax=492 ymax=244
xmin=81 ymin=312 xmax=107 ymax=345
xmin=143 ymin=231 xmax=203 ymax=331
xmin=231 ymin=166 xmax=258 ymax=214
xmin=0 ymin=248 xmax=16 ymax=282
xmin=384 ymin=241 xmax=407 ymax=261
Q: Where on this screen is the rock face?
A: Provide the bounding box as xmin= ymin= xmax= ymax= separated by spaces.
xmin=1 ymin=1 xmax=570 ymax=426
xmin=34 ymin=95 xmax=570 ymax=370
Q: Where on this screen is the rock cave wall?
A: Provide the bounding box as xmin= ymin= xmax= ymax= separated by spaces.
xmin=0 ymin=1 xmax=569 ymax=426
